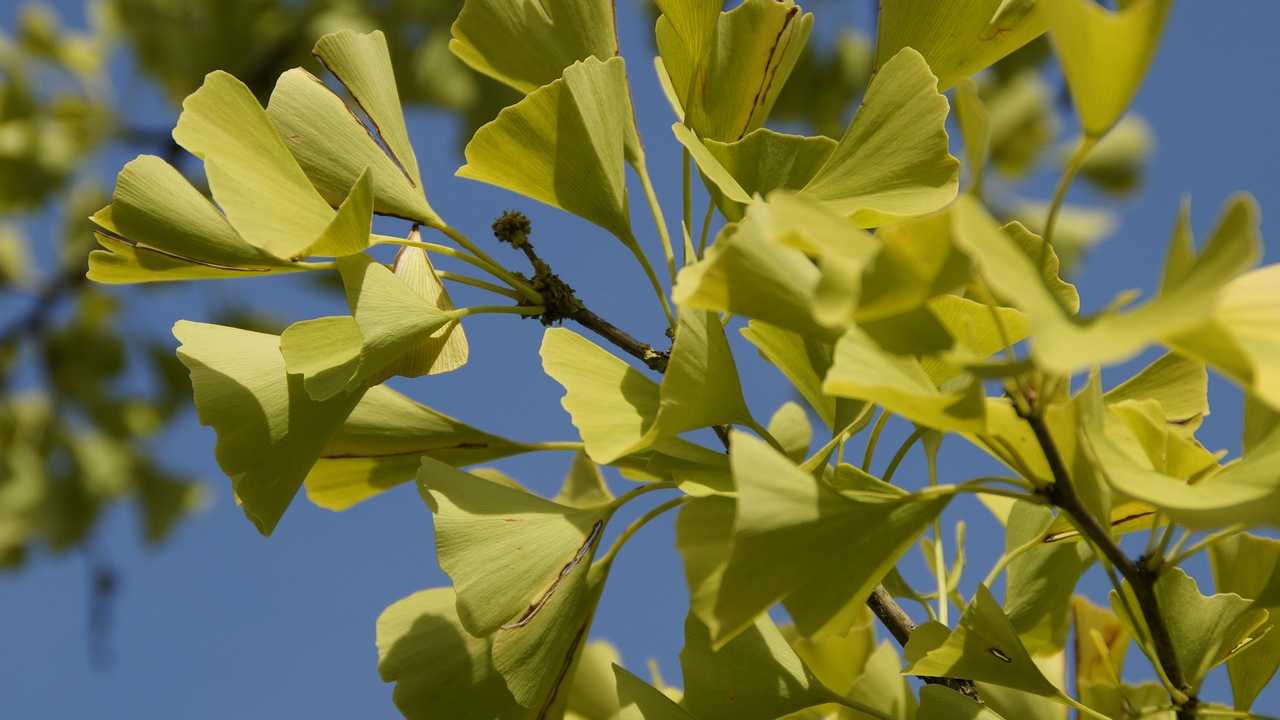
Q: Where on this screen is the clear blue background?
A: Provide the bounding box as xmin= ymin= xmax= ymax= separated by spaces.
xmin=2 ymin=1 xmax=1278 ymax=717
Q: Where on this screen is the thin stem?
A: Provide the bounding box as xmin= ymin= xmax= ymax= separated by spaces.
xmin=698 ymin=196 xmax=715 ymax=258
xmin=882 ymin=427 xmax=927 ymax=485
xmin=1062 ymin=694 xmax=1114 ymax=720
xmin=636 ymin=159 xmax=677 ymax=283
xmin=1167 ymin=525 xmax=1246 ymax=568
xmin=448 ymin=305 xmax=546 ymax=320
xmin=436 ymin=271 xmax=523 ymax=300
xmin=982 ymin=531 xmax=1045 ymax=589
xmin=682 ymin=149 xmax=693 ymax=255
xmin=624 ymin=234 xmax=676 ymax=329
xmin=598 ymin=496 xmax=689 ymax=568
xmin=932 ymin=520 xmax=949 ymax=626
xmin=1043 ymin=135 xmax=1099 ymax=248
xmin=1020 ymin=409 xmax=1197 ymax=717
xmin=862 ymin=410 xmax=891 ymax=472
xmin=952 ymin=484 xmax=1044 ymax=504
xmin=608 ymin=481 xmax=678 ymax=512
xmin=375 ymin=235 xmax=542 ymax=303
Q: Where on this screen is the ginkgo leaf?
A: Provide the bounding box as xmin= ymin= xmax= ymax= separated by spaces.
xmin=781 ymin=608 xmax=877 ymax=696
xmin=87 ymin=155 xmax=303 ymax=283
xmin=844 ymin=641 xmax=917 ymax=720
xmin=681 ymin=612 xmax=835 ymax=719
xmin=1043 ymin=0 xmax=1174 ymax=137
xmin=313 ymin=30 xmax=423 ymax=185
xmin=1072 ymin=597 xmax=1131 ymax=714
xmin=1072 ymin=114 xmax=1155 ymax=195
xmin=1208 ymin=533 xmax=1280 ymax=710
xmin=769 ymin=402 xmax=812 ymax=463
xmin=875 ymin=0 xmax=1049 ymax=91
xmin=458 ymin=56 xmax=634 ymax=242
xmin=171 ymin=70 xmax=370 ymax=260
xmin=555 ymin=452 xmax=614 ymax=509
xmin=1111 ymin=567 xmax=1269 ymax=692
xmin=675 ymin=495 xmax=736 ymax=630
xmin=955 ymin=78 xmax=990 ymax=194
xmin=304 ymin=384 xmax=534 ymax=511
xmin=1170 ymin=264 xmax=1280 ymax=411
xmin=1080 ymin=382 xmax=1280 ymax=529
xmin=917 ymin=685 xmax=1009 ymax=720
xmin=450 ymin=0 xmax=618 ymax=95
xmin=952 ymin=194 xmax=1261 ymax=375
xmin=376 ymin=587 xmax=526 ymax=720
xmin=664 ymin=0 xmax=814 ymax=143
xmin=987 ymin=69 xmax=1058 ymax=180
xmin=563 ymin=641 xmax=623 ymax=720
xmin=1010 ymin=201 xmax=1117 ymax=269
xmin=267 ymin=67 xmax=441 ymax=226
xmin=173 ymin=321 xmax=364 ymax=535
xmin=418 ymin=457 xmax=609 ymax=709
xmin=541 ymin=315 xmax=752 ymax=465
xmin=674 ymin=125 xmax=836 ymax=221
xmin=1105 ymin=352 xmax=1208 ymax=428
xmin=281 ymin=254 xmax=455 ymax=399
xmin=824 ymin=325 xmax=987 ymax=433
xmin=713 ymin=432 xmax=951 ymax=643
xmin=612 ymin=664 xmax=696 ymax=720
xmin=739 ymin=320 xmax=837 ymax=428
xmin=859 ymin=211 xmax=972 ymax=324
xmin=904 ymin=585 xmax=1062 ymax=698
xmin=674 ymin=204 xmax=827 ymax=338
xmin=800 ymin=47 xmax=960 ymax=226
xmin=389 ymin=239 xmax=469 ymax=377
xmin=1002 ymin=502 xmax=1092 ymax=654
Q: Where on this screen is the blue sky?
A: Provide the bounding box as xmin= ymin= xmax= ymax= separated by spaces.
xmin=2 ymin=1 xmax=1278 ymax=717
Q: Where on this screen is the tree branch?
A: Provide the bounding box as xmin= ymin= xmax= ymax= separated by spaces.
xmin=1020 ymin=407 xmax=1196 ymax=719
xmin=488 ymin=210 xmax=979 ymax=701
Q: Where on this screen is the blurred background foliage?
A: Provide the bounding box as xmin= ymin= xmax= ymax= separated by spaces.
xmin=0 ymin=0 xmax=1153 ymax=658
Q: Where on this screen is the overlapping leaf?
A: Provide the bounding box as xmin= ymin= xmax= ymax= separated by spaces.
xmin=458 ymin=56 xmax=635 ymax=242
xmin=173 ymin=321 xmax=364 ymax=535
xmin=1208 ymin=533 xmax=1280 ymax=710
xmin=712 ymin=432 xmax=952 ymax=643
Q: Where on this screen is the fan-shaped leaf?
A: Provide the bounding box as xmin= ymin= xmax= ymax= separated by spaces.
xmin=1208 ymin=533 xmax=1280 ymax=710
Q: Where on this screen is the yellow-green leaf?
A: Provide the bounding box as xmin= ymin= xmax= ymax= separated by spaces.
xmin=458 ymin=56 xmax=634 ymax=242
xmin=1208 ymin=533 xmax=1280 ymax=710
xmin=390 ymin=239 xmax=469 ymax=377
xmin=739 ymin=320 xmax=837 ymax=428
xmin=555 ymin=451 xmax=614 ymax=510
xmin=173 ymin=321 xmax=364 ymax=535
xmin=800 ymin=48 xmax=960 ymax=226
xmin=917 ymin=685 xmax=1009 ymax=720
xmin=612 ymin=664 xmax=696 ymax=720
xmin=875 ymin=0 xmax=1049 ymax=91
xmin=1043 ymin=0 xmax=1174 ymax=137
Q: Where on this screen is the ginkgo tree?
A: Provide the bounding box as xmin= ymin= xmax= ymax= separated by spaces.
xmin=83 ymin=0 xmax=1280 ymax=718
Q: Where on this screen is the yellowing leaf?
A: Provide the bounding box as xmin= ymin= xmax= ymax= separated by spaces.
xmin=267 ymin=67 xmax=441 ymax=226
xmin=713 ymin=432 xmax=950 ymax=643
xmin=917 ymin=684 xmax=1009 ymax=720
xmin=955 ymin=78 xmax=990 ymax=194
xmin=769 ymin=402 xmax=812 ymax=463
xmin=953 ymin=194 xmax=1261 ymax=375
xmin=1072 ymin=114 xmax=1155 ymax=195
xmin=87 ymin=157 xmax=304 ymax=283
xmin=739 ymin=320 xmax=837 ymax=428
xmin=376 ymin=587 xmax=526 ymax=720
xmin=663 ymin=0 xmax=814 ymax=143
xmin=173 ymin=321 xmax=364 ymax=535
xmin=824 ymin=325 xmax=987 ymax=433
xmin=1111 ymin=567 xmax=1269 ymax=692
xmin=304 ymin=385 xmax=534 ymax=511
xmin=1002 ymin=502 xmax=1092 ymax=654
xmin=681 ymin=612 xmax=834 ymax=719
xmin=541 ymin=313 xmax=752 ymax=465
xmin=800 ymin=48 xmax=960 ymax=226
xmin=1208 ymin=533 xmax=1280 ymax=710
xmin=554 ymin=452 xmax=614 ymax=510
xmin=875 ymin=0 xmax=1049 ymax=91
xmin=1072 ymin=597 xmax=1131 ymax=714
xmin=419 ymin=458 xmax=608 ymax=709
xmin=613 ymin=664 xmax=696 ymax=720
xmin=172 ymin=71 xmax=371 ymax=260
xmin=450 ymin=0 xmax=618 ymax=95
xmin=459 ymin=56 xmax=634 ymax=242
xmin=389 ymin=239 xmax=469 ymax=377
xmin=905 ymin=585 xmax=1062 ymax=698
xmin=1044 ymin=0 xmax=1174 ymax=137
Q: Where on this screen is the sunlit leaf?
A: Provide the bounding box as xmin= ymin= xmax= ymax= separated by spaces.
xmin=304 ymin=385 xmax=533 ymax=511
xmin=87 ymin=157 xmax=303 ymax=283
xmin=800 ymin=48 xmax=960 ymax=226
xmin=875 ymin=0 xmax=1049 ymax=91
xmin=1071 ymin=597 xmax=1131 ymax=715
xmin=661 ymin=0 xmax=814 ymax=143
xmin=1208 ymin=533 xmax=1280 ymax=710
xmin=905 ymin=585 xmax=1062 ymax=697
xmin=1071 ymin=114 xmax=1155 ymax=195
xmin=418 ymin=457 xmax=608 ymax=709
xmin=458 ymin=56 xmax=634 ymax=242
xmin=1043 ymin=0 xmax=1174 ymax=137
xmin=450 ymin=0 xmax=618 ymax=95
xmin=565 ymin=641 xmax=623 ymax=720
xmin=769 ymin=402 xmax=812 ymax=463
xmin=389 ymin=240 xmax=469 ymax=376
xmin=1111 ymin=567 xmax=1269 ymax=692
xmin=172 ymin=70 xmax=370 ymax=260
xmin=681 ymin=612 xmax=834 ymax=719
xmin=376 ymin=587 xmax=525 ymax=719
xmin=555 ymin=451 xmax=614 ymax=510
xmin=713 ymin=432 xmax=951 ymax=642
xmin=917 ymin=684 xmax=1009 ymax=720
xmin=1002 ymin=502 xmax=1092 ymax=654
xmin=740 ymin=320 xmax=837 ymax=428
xmin=612 ymin=664 xmax=696 ymax=720
xmin=173 ymin=321 xmax=364 ymax=535
xmin=955 ymin=78 xmax=990 ymax=193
